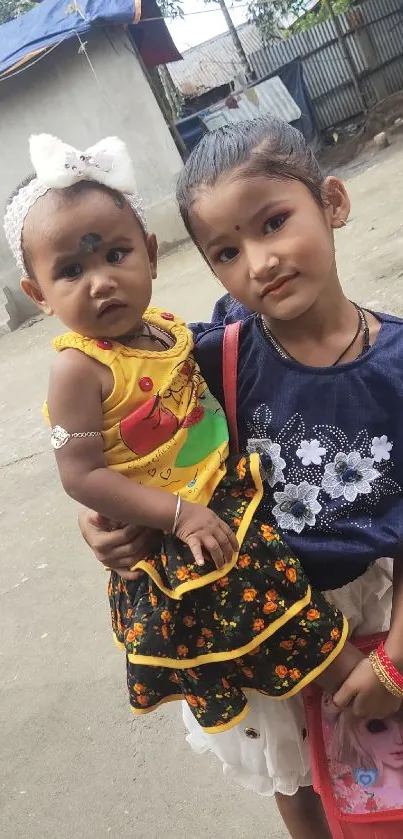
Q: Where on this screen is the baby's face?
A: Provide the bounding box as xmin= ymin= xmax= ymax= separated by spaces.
xmin=21 ymin=187 xmax=157 ymax=339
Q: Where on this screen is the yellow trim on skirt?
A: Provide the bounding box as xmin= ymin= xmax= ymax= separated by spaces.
xmin=128 ymin=617 xmax=348 ymax=734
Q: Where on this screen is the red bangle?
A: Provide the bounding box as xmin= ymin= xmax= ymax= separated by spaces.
xmin=377 ymin=641 xmax=403 ymax=692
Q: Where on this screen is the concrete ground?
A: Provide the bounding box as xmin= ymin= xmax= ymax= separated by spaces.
xmin=1 ymin=137 xmax=403 ymax=839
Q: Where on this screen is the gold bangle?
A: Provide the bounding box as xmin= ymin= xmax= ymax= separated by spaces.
xmin=369 ymin=651 xmax=403 ymax=699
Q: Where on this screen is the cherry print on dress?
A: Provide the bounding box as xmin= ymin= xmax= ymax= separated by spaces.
xmin=120 ymin=395 xmax=179 ymax=457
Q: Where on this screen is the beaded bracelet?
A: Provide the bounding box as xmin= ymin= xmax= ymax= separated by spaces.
xmin=377 ymin=641 xmax=403 ymax=692
xmin=369 ymin=646 xmax=403 ymax=699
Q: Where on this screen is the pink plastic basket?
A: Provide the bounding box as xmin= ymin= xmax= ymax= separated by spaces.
xmin=303 ymin=634 xmax=403 ymax=838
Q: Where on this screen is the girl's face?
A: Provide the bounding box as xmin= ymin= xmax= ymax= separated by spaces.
xmin=21 ymin=188 xmax=158 ymax=339
xmin=357 ymin=718 xmax=403 ymax=770
xmin=189 ymin=172 xmax=350 ymax=323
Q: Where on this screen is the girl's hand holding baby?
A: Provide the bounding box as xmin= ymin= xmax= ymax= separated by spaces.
xmin=333 ymin=657 xmax=401 ymax=718
xmin=79 ymin=505 xmax=238 ymax=575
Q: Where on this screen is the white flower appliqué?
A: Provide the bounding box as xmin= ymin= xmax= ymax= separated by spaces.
xmin=296 ymin=439 xmax=327 ymax=467
xmin=322 ymin=451 xmax=380 ymax=502
xmin=371 ymin=435 xmax=393 ymax=463
xmin=247 ymin=438 xmax=286 ymax=487
xmin=273 ymin=481 xmax=322 ymax=534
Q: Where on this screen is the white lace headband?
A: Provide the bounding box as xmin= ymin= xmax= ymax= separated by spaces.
xmin=3 ymin=134 xmax=148 ymax=272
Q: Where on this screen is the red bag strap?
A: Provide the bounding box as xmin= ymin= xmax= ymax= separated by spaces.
xmin=222 ymin=321 xmax=241 ymax=455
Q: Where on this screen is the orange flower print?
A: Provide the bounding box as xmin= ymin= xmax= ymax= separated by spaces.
xmin=242 ymin=667 xmax=254 ymax=679
xmin=161 ymin=625 xmax=170 ymax=640
xmin=177 ymin=644 xmax=188 ymax=657
xmin=331 ymin=628 xmax=340 ymax=641
xmin=217 ymin=576 xmax=229 ymax=588
xmin=297 ymin=638 xmax=307 ymax=648
xmin=176 ymin=567 xmax=190 ymax=581
xmin=183 ymin=616 xmax=196 ymax=628
xmin=196 ymin=637 xmax=206 ymax=648
xmin=160 ymin=610 xmax=172 ymax=623
xmin=150 ymin=594 xmax=158 ymax=608
xmin=169 ymin=673 xmax=179 ymax=684
xmin=289 ymin=669 xmax=301 ymax=682
xmin=321 ymin=642 xmax=334 ymax=655
xmin=286 ymin=567 xmax=297 ymax=584
xmin=275 ymin=665 xmax=288 ymax=679
xmin=222 ymin=677 xmax=231 ymax=689
xmin=265 ymin=589 xmax=278 ymax=601
xmin=306 ymin=609 xmax=321 ymax=622
xmin=187 ymin=669 xmax=199 ymax=680
xmin=263 ymin=601 xmax=278 ymax=614
xmin=126 ymin=608 xmax=133 ymax=618
xmin=236 ymin=457 xmax=247 ymax=479
xmin=275 ymin=560 xmax=286 ymax=572
xmin=260 ymin=524 xmax=276 ymax=540
xmin=280 ymin=640 xmax=294 ymax=651
xmin=126 ymin=629 xmax=136 ymax=643
xmin=238 ymin=554 xmax=251 ymax=568
xmin=201 ymin=628 xmax=213 ymax=638
xmin=133 ymin=623 xmax=144 ymax=637
xmin=243 ymin=587 xmax=258 ymax=601
xmin=134 ymin=683 xmax=145 ymax=693
xmin=137 ymin=695 xmax=150 ymax=707
xmin=196 ymin=696 xmax=207 ymax=709
xmin=187 ymin=695 xmax=198 ymax=708
xmin=233 ymin=518 xmax=241 ymax=527
xmin=245 ymin=488 xmax=255 ymax=498
xmin=253 ymin=619 xmax=265 ymax=632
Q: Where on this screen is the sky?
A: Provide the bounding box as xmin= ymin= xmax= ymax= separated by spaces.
xmin=166 ymin=0 xmax=248 ymax=52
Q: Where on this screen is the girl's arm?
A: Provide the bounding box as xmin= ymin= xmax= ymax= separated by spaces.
xmin=333 ymin=558 xmax=402 ymax=717
xmin=49 ymin=351 xmax=237 ymax=568
xmin=384 ymin=557 xmax=403 ymax=667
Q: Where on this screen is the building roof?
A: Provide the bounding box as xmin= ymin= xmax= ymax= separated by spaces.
xmin=0 ymin=0 xmax=181 ymax=78
xmin=168 ymin=22 xmax=263 ymax=96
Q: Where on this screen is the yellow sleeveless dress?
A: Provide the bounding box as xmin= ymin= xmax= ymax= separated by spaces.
xmin=51 ymin=308 xmax=347 ymax=732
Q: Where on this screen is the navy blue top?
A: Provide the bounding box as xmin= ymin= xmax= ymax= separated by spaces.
xmin=191 ymin=295 xmax=403 ymax=590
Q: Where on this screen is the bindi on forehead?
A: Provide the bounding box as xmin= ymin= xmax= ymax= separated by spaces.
xmin=79 ymin=232 xmax=103 ymax=253
xmin=234 ymin=224 xmax=240 ymax=231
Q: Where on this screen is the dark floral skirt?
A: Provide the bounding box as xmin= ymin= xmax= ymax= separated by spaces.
xmin=109 ymin=454 xmax=347 ymax=732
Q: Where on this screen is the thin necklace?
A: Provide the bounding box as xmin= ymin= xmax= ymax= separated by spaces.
xmin=259 ymin=303 xmax=370 ymax=367
xmin=116 ymin=320 xmax=172 ymax=350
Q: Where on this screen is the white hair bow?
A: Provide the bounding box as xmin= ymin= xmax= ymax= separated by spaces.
xmin=30 ymin=134 xmax=138 ymax=193
xmin=4 ymin=133 xmax=147 ymax=271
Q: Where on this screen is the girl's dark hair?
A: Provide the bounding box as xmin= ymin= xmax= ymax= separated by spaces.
xmin=176 ymin=116 xmax=325 ymax=241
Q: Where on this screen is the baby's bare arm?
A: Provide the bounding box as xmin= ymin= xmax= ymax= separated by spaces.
xmin=48 ymin=350 xmax=177 ymax=530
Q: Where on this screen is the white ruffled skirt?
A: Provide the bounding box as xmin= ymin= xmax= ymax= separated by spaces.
xmin=182 ymin=559 xmax=393 ymax=797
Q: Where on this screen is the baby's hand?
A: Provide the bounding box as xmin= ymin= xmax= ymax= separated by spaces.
xmin=175 ymin=501 xmax=238 ymax=569
xmin=333 ymin=657 xmax=401 ymax=718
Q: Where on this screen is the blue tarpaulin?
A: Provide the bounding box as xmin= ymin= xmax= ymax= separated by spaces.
xmin=0 ymin=0 xmax=181 ymax=76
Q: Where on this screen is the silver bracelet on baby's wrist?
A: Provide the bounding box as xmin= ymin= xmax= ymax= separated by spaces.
xmin=51 ymin=425 xmax=102 ymax=449
xmin=172 ymin=493 xmax=182 ymax=535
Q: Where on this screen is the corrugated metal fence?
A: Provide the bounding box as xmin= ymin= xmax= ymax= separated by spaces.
xmin=249 ymin=0 xmax=403 ymax=130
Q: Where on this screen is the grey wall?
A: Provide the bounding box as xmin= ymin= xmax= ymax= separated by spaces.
xmin=0 ymin=27 xmax=187 ymax=321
